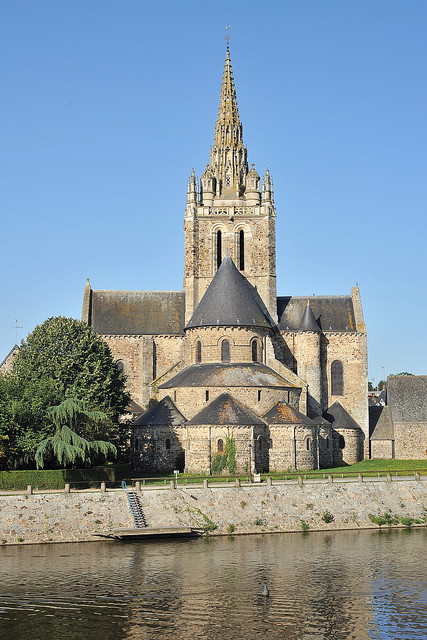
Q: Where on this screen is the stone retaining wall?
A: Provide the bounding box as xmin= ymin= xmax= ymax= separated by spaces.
xmin=0 ymin=479 xmax=425 ymax=545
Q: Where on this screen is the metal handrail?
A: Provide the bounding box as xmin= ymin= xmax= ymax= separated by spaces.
xmin=121 ymin=480 xmax=138 ymax=527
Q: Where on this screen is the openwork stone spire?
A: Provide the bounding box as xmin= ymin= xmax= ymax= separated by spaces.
xmin=207 ymin=49 xmax=248 ymax=198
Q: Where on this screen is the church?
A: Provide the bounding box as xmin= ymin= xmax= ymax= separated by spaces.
xmin=82 ymin=47 xmax=368 ymax=474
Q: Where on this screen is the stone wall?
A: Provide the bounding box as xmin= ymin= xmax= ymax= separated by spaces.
xmin=158 ymin=385 xmax=296 ymax=423
xmin=394 ymin=422 xmax=427 ymax=459
xmin=371 ymin=439 xmax=394 ymax=459
xmin=132 ymin=420 xmax=358 ymax=474
xmin=1 ymin=479 xmax=425 ymax=545
xmin=281 ymin=328 xmax=368 ymax=453
xmin=102 ymin=334 xmax=184 ymax=408
xmin=185 ymin=325 xmax=267 ymax=364
xmin=184 ymin=208 xmax=277 ymax=322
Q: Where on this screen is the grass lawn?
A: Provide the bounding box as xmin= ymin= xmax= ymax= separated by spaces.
xmin=112 ymin=459 xmax=427 ymax=485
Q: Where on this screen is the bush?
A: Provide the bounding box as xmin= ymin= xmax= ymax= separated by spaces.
xmin=322 ymin=510 xmax=334 ymax=523
xmin=0 ymin=466 xmax=116 ymax=490
xmin=300 ymin=520 xmax=310 ymax=532
xmin=399 ymin=517 xmax=413 ymax=527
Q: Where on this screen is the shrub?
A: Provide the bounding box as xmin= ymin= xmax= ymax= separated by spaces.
xmin=227 ymin=524 xmax=235 ymax=534
xmin=300 ymin=520 xmax=309 ymax=532
xmin=322 ymin=510 xmax=334 ymax=523
xmin=0 ymin=466 xmax=116 ymax=490
xmin=400 ymin=517 xmax=413 ymax=527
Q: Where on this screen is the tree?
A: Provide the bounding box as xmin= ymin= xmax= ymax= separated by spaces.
xmin=0 ymin=317 xmax=130 ymax=468
xmin=35 ymin=398 xmax=116 ymax=469
xmin=12 ymin=317 xmax=129 ymax=419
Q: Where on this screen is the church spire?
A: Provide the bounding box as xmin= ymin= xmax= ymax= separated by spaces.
xmin=207 ymin=47 xmax=248 ymax=199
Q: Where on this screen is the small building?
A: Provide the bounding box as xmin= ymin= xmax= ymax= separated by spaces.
xmin=370 ymin=376 xmax=427 ymax=459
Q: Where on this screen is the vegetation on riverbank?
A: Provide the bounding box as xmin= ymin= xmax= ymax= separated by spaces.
xmin=0 ymin=459 xmax=425 ymax=490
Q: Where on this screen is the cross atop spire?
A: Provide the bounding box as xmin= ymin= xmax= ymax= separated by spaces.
xmin=224 ymin=24 xmax=232 ymax=50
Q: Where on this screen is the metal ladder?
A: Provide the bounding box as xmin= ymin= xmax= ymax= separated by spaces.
xmin=122 ymin=480 xmax=148 ymax=528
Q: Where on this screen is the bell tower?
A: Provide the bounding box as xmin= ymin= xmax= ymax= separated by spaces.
xmin=184 ymin=47 xmax=277 ymax=323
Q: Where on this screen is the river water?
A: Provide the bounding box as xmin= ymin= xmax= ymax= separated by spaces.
xmin=0 ymin=528 xmax=425 ymax=640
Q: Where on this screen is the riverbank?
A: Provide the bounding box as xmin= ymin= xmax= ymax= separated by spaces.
xmin=1 ymin=477 xmax=426 ymax=545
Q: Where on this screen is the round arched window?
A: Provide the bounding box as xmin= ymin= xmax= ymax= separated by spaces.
xmin=221 ymin=340 xmax=230 ymax=362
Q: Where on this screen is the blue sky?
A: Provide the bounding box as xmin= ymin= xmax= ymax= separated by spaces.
xmin=1 ymin=0 xmax=426 ymax=386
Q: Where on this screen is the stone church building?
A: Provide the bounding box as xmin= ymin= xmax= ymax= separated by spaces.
xmin=82 ymin=48 xmax=368 ymax=474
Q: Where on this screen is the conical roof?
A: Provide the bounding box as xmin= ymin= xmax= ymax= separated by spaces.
xmin=187 ymin=393 xmax=265 ymax=426
xmin=263 ymin=401 xmax=316 ymax=425
xmin=323 ymin=401 xmax=361 ymax=430
xmin=186 ymin=255 xmax=272 ymax=329
xmin=300 ymin=301 xmax=320 ymax=332
xmin=133 ymin=396 xmax=186 ymax=426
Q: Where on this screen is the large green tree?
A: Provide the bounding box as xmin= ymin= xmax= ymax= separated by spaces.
xmin=0 ymin=316 xmax=130 ymax=468
xmin=35 ymin=398 xmax=116 ymax=469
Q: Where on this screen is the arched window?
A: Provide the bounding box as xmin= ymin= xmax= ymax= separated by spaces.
xmin=221 ymin=339 xmax=230 ymax=362
xmin=239 ymin=229 xmax=245 ymax=271
xmin=257 ymin=390 xmax=262 ymax=402
xmin=205 ymin=390 xmax=209 ymax=402
xmin=165 ymin=438 xmax=171 ymax=450
xmin=338 ymin=435 xmax=345 ymax=449
xmin=216 ymin=230 xmax=222 ymax=269
xmin=252 ymin=340 xmax=259 ymax=362
xmin=306 ymin=438 xmax=311 ymax=451
xmin=196 ymin=341 xmax=202 ymax=363
xmin=174 ymin=390 xmax=177 ymax=402
xmin=217 ymin=439 xmax=224 ymax=453
xmin=326 ymin=437 xmax=330 ymax=450
xmin=331 ymin=360 xmax=344 ymax=395
xmin=116 ymin=360 xmax=124 ymax=373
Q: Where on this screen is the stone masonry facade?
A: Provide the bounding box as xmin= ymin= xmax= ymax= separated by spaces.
xmin=83 ymin=47 xmax=369 ymax=473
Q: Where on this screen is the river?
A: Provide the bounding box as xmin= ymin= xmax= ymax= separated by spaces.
xmin=0 ymin=528 xmax=425 ymax=639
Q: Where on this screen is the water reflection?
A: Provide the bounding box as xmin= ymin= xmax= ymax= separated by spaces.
xmin=0 ymin=529 xmax=426 ymax=639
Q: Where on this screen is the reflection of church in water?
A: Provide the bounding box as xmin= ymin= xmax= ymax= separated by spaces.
xmin=82 ymin=46 xmax=368 ymax=473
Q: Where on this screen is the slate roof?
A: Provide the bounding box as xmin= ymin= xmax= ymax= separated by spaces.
xmin=311 ymin=415 xmax=332 ymax=426
xmin=158 ymin=362 xmax=300 ymax=389
xmin=387 ymin=375 xmax=427 ymax=423
xmin=187 ymin=393 xmax=266 ymax=425
xmin=90 ymin=290 xmax=185 ymax=335
xmin=186 ymin=255 xmax=273 ymax=330
xmin=323 ymin=401 xmax=361 ymax=429
xmin=277 ymin=296 xmax=356 ymax=332
xmin=300 ymin=303 xmax=320 ymax=332
xmin=133 ymin=396 xmax=187 ymax=426
xmin=370 ymin=406 xmax=393 ymax=440
xmin=263 ymin=402 xmax=316 ymax=425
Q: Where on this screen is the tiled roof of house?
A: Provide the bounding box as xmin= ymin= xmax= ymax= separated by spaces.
xmin=133 ymin=396 xmax=186 ymax=426
xmin=158 ymin=362 xmax=300 ymax=389
xmin=263 ymin=401 xmax=316 ymax=425
xmin=187 ymin=393 xmax=265 ymax=425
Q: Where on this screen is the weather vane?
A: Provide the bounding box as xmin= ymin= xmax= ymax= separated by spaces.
xmin=224 ymin=25 xmax=232 ymax=49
